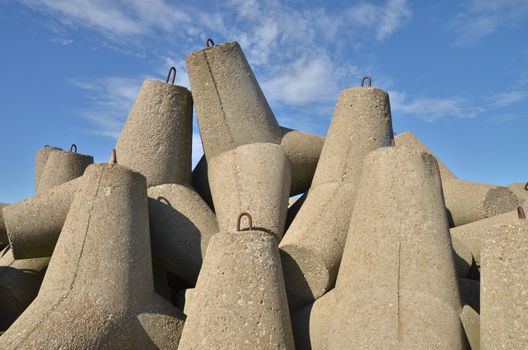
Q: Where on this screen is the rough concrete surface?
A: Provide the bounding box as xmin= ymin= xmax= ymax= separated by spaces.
xmin=460 ymin=305 xmax=480 ymax=350
xmin=114 ymin=79 xmax=193 ymax=187
xmin=452 ymin=236 xmax=475 ymax=278
xmin=179 ymin=229 xmax=294 ymax=350
xmin=0 ymin=163 xmax=185 ymax=349
xmin=481 ymin=220 xmax=528 ymax=350
xmin=508 ymin=182 xmax=528 ymax=205
xmin=0 ymin=202 xmax=8 ymax=244
xmin=34 ymin=145 xmax=61 ymax=193
xmin=279 ymin=86 xmax=393 ymax=309
xmin=329 ymin=147 xmax=465 ymax=350
xmin=148 ymin=183 xmax=219 ymax=284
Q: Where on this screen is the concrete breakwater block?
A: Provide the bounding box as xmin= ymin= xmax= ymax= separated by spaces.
xmin=4 ymin=177 xmax=81 ymax=259
xmin=443 ymin=178 xmax=518 ymax=227
xmin=208 ymin=143 xmax=290 ymax=240
xmin=329 ymin=147 xmax=465 ymax=349
xmin=279 ymin=84 xmax=394 ymax=309
xmin=0 ymin=203 xmax=8 ymax=245
xmin=0 ymin=163 xmax=185 ymax=349
xmin=34 ymin=145 xmax=61 ymax=193
xmin=148 ymin=183 xmax=218 ymax=285
xmin=480 ymin=219 xmax=528 ymax=350
xmin=114 ymin=75 xmax=193 ymax=187
xmin=508 ymin=182 xmax=528 ymax=205
xmin=0 ymin=247 xmax=49 ymax=332
xmin=36 ymin=145 xmax=93 ymax=194
xmin=178 ymin=213 xmax=294 ymax=350
xmin=452 ymin=236 xmax=475 ymax=278
xmin=191 ymin=126 xmax=325 ymax=209
xmin=460 ymin=305 xmax=480 ymax=350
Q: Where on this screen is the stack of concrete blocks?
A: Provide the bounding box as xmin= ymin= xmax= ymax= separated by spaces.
xmin=0 ymin=39 xmax=526 ymax=349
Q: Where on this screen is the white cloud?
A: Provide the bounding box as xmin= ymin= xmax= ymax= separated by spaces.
xmin=489 ymin=90 xmax=528 ymax=107
xmin=450 ymin=0 xmax=528 ymax=46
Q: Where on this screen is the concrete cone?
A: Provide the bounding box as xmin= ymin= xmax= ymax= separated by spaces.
xmin=450 ymin=205 xmax=526 ymax=265
xmin=0 ymin=247 xmax=49 ymax=332
xmin=508 ymin=182 xmax=528 ymax=205
xmin=443 ymin=178 xmax=518 ymax=227
xmin=4 ymin=177 xmax=81 ymax=259
xmin=460 ymin=305 xmax=480 ymax=350
xmin=291 ymin=289 xmax=337 ymax=350
xmin=178 ymin=213 xmax=294 ymax=350
xmin=394 ymin=131 xmax=456 ymax=181
xmin=208 ymin=143 xmax=290 ymax=240
xmin=36 ymin=145 xmax=93 ymax=194
xmin=480 ymin=218 xmax=528 ymax=350
xmin=329 ymin=147 xmax=465 ymax=349
xmin=185 ymin=41 xmax=281 ymax=159
xmin=148 ymin=183 xmax=218 ymax=284
xmin=279 ymin=84 xmax=393 ymax=309
xmin=191 ymin=126 xmax=325 ymax=209
xmin=114 ymin=74 xmax=193 ymax=187
xmin=34 ymin=145 xmax=61 ymax=193
xmin=0 ymin=163 xmax=185 ymax=349
xmin=0 ymin=203 xmax=8 ymax=245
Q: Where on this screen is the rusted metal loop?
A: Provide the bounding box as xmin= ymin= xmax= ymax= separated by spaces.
xmin=69 ymin=144 xmax=77 ymax=153
xmin=518 ymin=206 xmax=526 ymax=219
xmin=524 ymin=182 xmax=528 ymax=191
xmin=110 ymin=149 xmax=117 ymax=164
xmin=237 ymin=212 xmax=253 ymax=231
xmin=206 ymin=38 xmax=215 ymax=47
xmin=361 ymin=76 xmax=372 ymax=87
xmin=166 ymin=67 xmax=176 ymax=85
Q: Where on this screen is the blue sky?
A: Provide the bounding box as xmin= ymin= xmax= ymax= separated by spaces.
xmin=1 ymin=0 xmax=528 ymax=203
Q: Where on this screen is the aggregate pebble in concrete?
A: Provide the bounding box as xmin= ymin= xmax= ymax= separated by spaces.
xmin=481 ymin=221 xmax=528 ymax=350
xmin=178 ymin=228 xmax=294 ymax=350
xmin=329 ymin=147 xmax=465 ymax=349
xmin=0 ymin=163 xmax=185 ymax=349
xmin=279 ymin=86 xmax=393 ymax=309
xmin=114 ymin=79 xmax=193 ymax=187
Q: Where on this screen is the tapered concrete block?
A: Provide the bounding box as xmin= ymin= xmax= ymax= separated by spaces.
xmin=394 ymin=131 xmax=457 ymax=181
xmin=480 ymin=220 xmax=528 ymax=350
xmin=114 ymin=78 xmax=193 ymax=187
xmin=0 ymin=163 xmax=185 ymax=349
xmin=34 ymin=145 xmax=61 ymax=193
xmin=179 ymin=214 xmax=294 ymax=350
xmin=443 ymin=178 xmax=518 ymax=227
xmin=148 ymin=183 xmax=218 ymax=284
xmin=459 ymin=278 xmax=480 ymax=313
xmin=191 ymin=127 xmax=324 ymax=209
xmin=0 ymin=247 xmax=49 ymax=332
xmin=452 ymin=236 xmax=475 ymax=278
xmin=208 ymin=143 xmax=290 ymax=240
xmin=37 ymin=147 xmax=93 ymax=194
xmin=329 ymin=147 xmax=465 ymax=349
xmin=460 ymin=305 xmax=480 ymax=350
xmin=508 ymin=182 xmax=528 ymax=205
xmin=0 ymin=203 xmax=8 ymax=245
xmin=279 ymin=86 xmax=393 ymax=309
xmin=186 ymin=41 xmax=281 ymax=159
xmin=292 ymin=289 xmax=336 ymax=350
xmin=4 ymin=177 xmax=81 ymax=259
xmin=450 ymin=206 xmax=526 ymax=265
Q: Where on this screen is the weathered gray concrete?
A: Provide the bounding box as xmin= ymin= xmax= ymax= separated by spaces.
xmin=0 ymin=247 xmax=49 ymax=332
xmin=183 ymin=288 xmax=194 ymax=316
xmin=279 ymin=86 xmax=393 ymax=309
xmin=114 ymin=79 xmax=193 ymax=187
xmin=459 ymin=278 xmax=480 ymax=313
xmin=34 ymin=145 xmax=61 ymax=193
xmin=0 ymin=163 xmax=185 ymax=349
xmin=0 ymin=203 xmax=8 ymax=245
xmin=450 ymin=205 xmax=526 ymax=265
xmin=452 ymin=236 xmax=475 ymax=278
xmin=443 ymin=178 xmax=518 ymax=227
xmin=508 ymin=182 xmax=528 ymax=205
xmin=4 ymin=177 xmax=81 ymax=259
xmin=395 ymin=131 xmax=457 ymax=181
xmin=292 ymin=289 xmax=336 ymax=350
xmin=481 ymin=220 xmax=528 ymax=349
xmin=152 ymin=261 xmax=172 ymax=302
xmin=208 ymin=143 xmax=290 ymax=241
xmin=37 ymin=148 xmax=93 ymax=194
xmin=329 ymin=147 xmax=465 ymax=349
xmin=185 ymin=41 xmax=281 ymax=159
xmin=148 ymin=183 xmax=218 ymax=284
xmin=191 ymin=127 xmax=325 ymax=209
xmin=460 ymin=305 xmax=480 ymax=350
xmin=179 ymin=217 xmax=294 ymax=350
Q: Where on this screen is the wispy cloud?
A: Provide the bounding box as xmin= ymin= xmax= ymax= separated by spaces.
xmin=489 ymin=90 xmax=528 ymax=107
xmin=450 ymin=0 xmax=528 ymax=47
